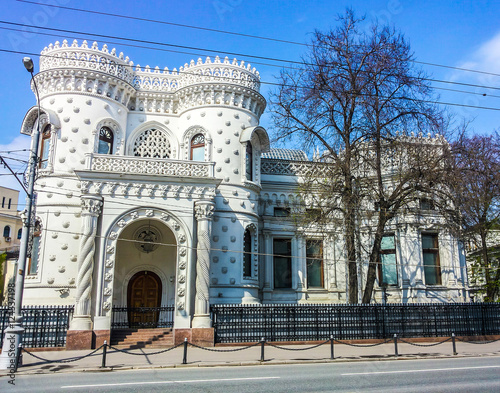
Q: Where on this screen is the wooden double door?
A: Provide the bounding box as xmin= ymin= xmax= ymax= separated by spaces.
xmin=127 ymin=271 xmax=162 ymax=328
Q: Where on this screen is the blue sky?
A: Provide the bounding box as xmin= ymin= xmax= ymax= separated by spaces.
xmin=1 ymin=0 xmax=499 ymax=200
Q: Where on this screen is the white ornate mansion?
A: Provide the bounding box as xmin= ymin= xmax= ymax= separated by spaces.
xmin=20 ymin=40 xmax=469 ymax=348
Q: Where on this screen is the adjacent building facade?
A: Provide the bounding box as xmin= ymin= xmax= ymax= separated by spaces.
xmin=19 ymin=40 xmax=469 ymax=347
xmin=0 ymin=186 xmax=22 ymax=304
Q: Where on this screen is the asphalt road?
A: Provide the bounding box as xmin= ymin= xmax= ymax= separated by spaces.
xmin=2 ymin=356 xmax=499 ymax=392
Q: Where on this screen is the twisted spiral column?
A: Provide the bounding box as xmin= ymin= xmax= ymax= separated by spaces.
xmin=192 ymin=200 xmax=214 ymax=328
xmin=71 ymin=195 xmax=103 ymax=330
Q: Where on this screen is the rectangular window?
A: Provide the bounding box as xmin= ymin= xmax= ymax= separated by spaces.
xmin=28 ymin=234 xmax=40 ymax=275
xmin=8 ymin=198 xmax=11 ymax=209
xmin=274 ymin=207 xmax=290 ymax=217
xmin=273 ymin=238 xmax=292 ymax=289
xmin=420 ymin=198 xmax=434 ymax=210
xmin=306 ymin=240 xmax=323 ymax=288
xmin=243 ymin=230 xmax=252 ymax=278
xmin=1 ymin=197 xmax=4 ymax=208
xmin=379 ymin=235 xmax=398 ymax=286
xmin=422 ymin=233 xmax=441 ymax=285
xmin=191 ymin=146 xmax=204 ymax=161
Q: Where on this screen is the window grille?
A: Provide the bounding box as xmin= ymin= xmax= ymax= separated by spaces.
xmin=133 ymin=128 xmax=171 ymax=158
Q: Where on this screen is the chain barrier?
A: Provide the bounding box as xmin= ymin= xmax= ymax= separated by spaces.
xmin=266 ymin=339 xmax=330 ymax=351
xmin=108 ymin=342 xmax=183 ymax=356
xmin=22 ymin=345 xmax=104 ymax=364
xmin=455 ymin=337 xmax=500 ymax=344
xmin=188 ymin=341 xmax=261 ymax=352
xmin=20 ymin=333 xmax=499 ymax=368
xmin=333 ymin=338 xmax=393 ymax=347
xmin=398 ymin=337 xmax=451 ymax=347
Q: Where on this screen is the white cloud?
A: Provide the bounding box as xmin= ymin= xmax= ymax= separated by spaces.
xmin=0 ymin=135 xmax=30 ymax=197
xmin=450 ymin=31 xmax=500 ymax=84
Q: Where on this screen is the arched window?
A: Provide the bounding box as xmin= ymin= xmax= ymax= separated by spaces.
xmin=39 ymin=124 xmax=51 ymax=169
xmin=98 ymin=126 xmax=114 ymax=154
xmin=133 ymin=128 xmax=171 ymax=158
xmin=243 ymin=228 xmax=252 ymax=278
xmin=190 ymin=133 xmax=205 ymax=161
xmin=3 ymin=225 xmax=11 ymax=238
xmin=17 ymin=228 xmax=22 ymax=239
xmin=246 ymin=142 xmax=253 ymax=181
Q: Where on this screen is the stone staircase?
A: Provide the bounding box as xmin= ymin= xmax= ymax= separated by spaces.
xmin=110 ymin=328 xmax=174 ymax=349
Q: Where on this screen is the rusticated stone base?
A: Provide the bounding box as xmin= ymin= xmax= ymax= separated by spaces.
xmin=66 ymin=330 xmax=93 ymax=350
xmin=192 ymin=328 xmax=214 ymax=347
xmin=174 ymin=329 xmax=192 ymax=346
xmin=173 ymin=328 xmax=215 ymax=347
xmin=93 ymin=330 xmax=111 ymax=348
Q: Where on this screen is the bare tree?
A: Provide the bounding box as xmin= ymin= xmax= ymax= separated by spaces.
xmin=450 ymin=133 xmax=500 ymax=301
xmin=271 ymin=10 xmax=443 ymax=303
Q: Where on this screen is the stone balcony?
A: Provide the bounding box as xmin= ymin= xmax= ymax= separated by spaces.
xmin=87 ymin=153 xmax=215 ymax=178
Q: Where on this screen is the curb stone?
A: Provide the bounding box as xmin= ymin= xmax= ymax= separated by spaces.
xmin=2 ymin=352 xmax=499 ymax=376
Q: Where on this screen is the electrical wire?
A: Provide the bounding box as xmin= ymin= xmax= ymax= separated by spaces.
xmin=15 ymin=0 xmax=500 ymax=79
xmin=2 ymin=20 xmax=500 ymax=97
xmin=31 ymin=225 xmax=477 ymax=271
xmin=15 ymin=0 xmax=306 ymax=47
xmin=5 ymin=22 xmax=500 ymax=103
xmin=2 ymin=24 xmax=500 ymax=101
xmin=1 ymin=46 xmax=500 ymax=112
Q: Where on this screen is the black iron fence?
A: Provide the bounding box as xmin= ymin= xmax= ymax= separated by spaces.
xmin=111 ymin=306 xmax=175 ymax=329
xmin=211 ymin=303 xmax=500 ymax=343
xmin=0 ymin=305 xmax=73 ymax=348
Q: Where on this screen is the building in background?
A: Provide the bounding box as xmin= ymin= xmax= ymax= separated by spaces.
xmin=18 ymin=40 xmax=468 ymax=348
xmin=0 ymin=186 xmax=22 ymax=304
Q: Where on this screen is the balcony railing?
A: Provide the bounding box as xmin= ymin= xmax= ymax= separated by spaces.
xmin=89 ymin=154 xmax=214 ymax=178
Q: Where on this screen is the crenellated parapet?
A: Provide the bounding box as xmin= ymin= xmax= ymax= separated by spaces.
xmin=36 ymin=39 xmax=266 ymax=117
xmin=133 ymin=56 xmax=260 ymax=91
xmin=40 ymin=40 xmax=135 ymax=83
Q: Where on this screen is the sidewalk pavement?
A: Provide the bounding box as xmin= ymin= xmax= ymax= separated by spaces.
xmin=2 ymin=339 xmax=500 ymax=376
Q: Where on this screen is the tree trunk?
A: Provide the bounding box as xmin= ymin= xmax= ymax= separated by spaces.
xmin=362 ymin=211 xmax=390 ymax=304
xmin=343 ymin=173 xmax=358 ymax=304
xmin=479 ymin=229 xmax=494 ymax=301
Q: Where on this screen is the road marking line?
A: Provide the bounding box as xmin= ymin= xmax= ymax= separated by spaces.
xmin=342 ymin=365 xmax=500 ymax=376
xmin=61 ymin=376 xmax=281 ymax=389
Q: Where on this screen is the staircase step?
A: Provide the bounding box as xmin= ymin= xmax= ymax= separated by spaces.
xmin=110 ymin=328 xmax=174 ymax=348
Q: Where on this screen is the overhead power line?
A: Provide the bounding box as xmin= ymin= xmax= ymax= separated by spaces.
xmin=0 ymin=20 xmax=298 ymax=66
xmin=16 ymin=0 xmax=305 ymax=47
xmin=2 ymin=20 xmax=500 ymax=98
xmin=15 ymin=0 xmax=500 ymax=79
xmin=2 ymin=46 xmax=500 ymax=112
xmin=4 ymin=24 xmax=500 ymax=102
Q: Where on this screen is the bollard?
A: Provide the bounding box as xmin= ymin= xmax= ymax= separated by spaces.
xmin=182 ymin=338 xmax=188 ymax=364
xmin=330 ymin=335 xmax=334 ymax=360
xmin=260 ymin=337 xmax=265 ymax=362
xmin=14 ymin=343 xmax=22 ymax=373
xmin=101 ymin=340 xmax=108 ymax=368
xmin=394 ymin=334 xmax=398 ymax=357
xmin=452 ymin=333 xmax=457 ymax=355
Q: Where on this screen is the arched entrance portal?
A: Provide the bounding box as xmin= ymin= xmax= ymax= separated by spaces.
xmin=113 ymin=218 xmax=177 ymax=320
xmin=127 ymin=271 xmax=162 ymax=327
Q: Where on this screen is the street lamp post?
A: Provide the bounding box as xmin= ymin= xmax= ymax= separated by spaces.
xmin=0 ymin=57 xmax=42 ymax=370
